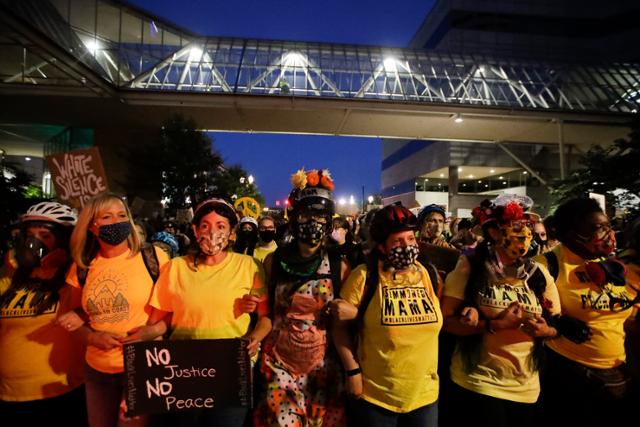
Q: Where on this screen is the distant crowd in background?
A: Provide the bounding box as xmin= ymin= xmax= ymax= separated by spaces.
xmin=1 ymin=169 xmax=640 ymax=427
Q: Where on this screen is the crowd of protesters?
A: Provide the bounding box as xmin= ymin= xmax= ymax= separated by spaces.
xmin=1 ymin=168 xmax=639 ymax=427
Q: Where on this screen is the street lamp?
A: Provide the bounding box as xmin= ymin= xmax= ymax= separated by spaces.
xmin=248 ymin=175 xmax=254 ymax=185
xmin=367 ymin=195 xmax=374 ymax=204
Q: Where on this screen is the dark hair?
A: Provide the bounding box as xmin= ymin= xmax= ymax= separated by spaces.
xmin=458 ymin=218 xmax=472 ymax=230
xmin=552 ymin=198 xmax=603 ymax=241
xmin=192 ymin=202 xmax=238 ymax=229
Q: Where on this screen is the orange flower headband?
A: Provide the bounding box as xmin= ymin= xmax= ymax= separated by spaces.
xmin=290 ymin=168 xmax=335 ymax=192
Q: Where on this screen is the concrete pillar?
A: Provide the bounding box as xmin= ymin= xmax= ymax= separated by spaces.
xmin=448 ymin=165 xmax=459 ymax=214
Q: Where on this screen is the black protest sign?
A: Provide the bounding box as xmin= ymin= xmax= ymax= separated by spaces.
xmin=124 ymin=339 xmax=251 ymax=416
xmin=46 ymin=147 xmax=108 ymax=209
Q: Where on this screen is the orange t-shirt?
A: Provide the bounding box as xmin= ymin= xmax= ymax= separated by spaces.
xmin=67 ymin=247 xmax=169 ymax=373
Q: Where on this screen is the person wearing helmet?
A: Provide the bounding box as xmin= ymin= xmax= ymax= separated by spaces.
xmin=150 ymin=231 xmax=179 ymax=258
xmin=0 ymin=202 xmax=87 ymax=425
xmin=128 ymin=198 xmax=271 ymax=427
xmin=417 ymin=204 xmax=455 ymax=250
xmin=332 ymin=204 xmax=442 ymax=426
xmin=58 ymin=193 xmax=170 ymax=427
xmin=254 ymin=169 xmax=349 ymax=427
xmin=234 ymin=216 xmax=259 ymax=256
xmin=441 ymin=196 xmax=562 ymax=427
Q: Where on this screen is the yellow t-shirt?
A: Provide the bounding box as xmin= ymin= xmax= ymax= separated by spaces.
xmin=253 ymin=241 xmax=278 ymax=264
xmin=341 ymin=262 xmax=442 ymax=413
xmin=67 ymin=247 xmax=169 ymax=374
xmin=0 ymin=274 xmax=84 ymax=401
xmin=444 ymin=255 xmax=561 ymax=403
xmin=535 ymin=245 xmax=638 ymax=369
xmin=150 ymin=252 xmax=265 ymax=340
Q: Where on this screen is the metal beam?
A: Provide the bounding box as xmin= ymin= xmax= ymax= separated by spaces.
xmin=495 ymin=141 xmax=550 ymax=189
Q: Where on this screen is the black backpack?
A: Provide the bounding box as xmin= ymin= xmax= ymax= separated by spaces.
xmin=77 ymin=244 xmax=160 ymax=287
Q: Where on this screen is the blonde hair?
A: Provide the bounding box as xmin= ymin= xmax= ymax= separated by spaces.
xmin=71 ymin=193 xmax=141 ymax=269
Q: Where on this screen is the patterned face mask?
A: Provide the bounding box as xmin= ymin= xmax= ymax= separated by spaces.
xmin=501 ymin=222 xmax=533 ymax=259
xmin=386 ymin=244 xmax=420 ymax=270
xmin=98 ymin=222 xmax=131 ymax=246
xmin=296 ymin=220 xmax=326 ymax=246
xmin=198 ymin=231 xmax=229 ymax=256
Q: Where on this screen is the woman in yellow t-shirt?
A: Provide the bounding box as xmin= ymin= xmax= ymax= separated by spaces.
xmin=132 ymin=198 xmax=272 ymax=427
xmin=61 ymin=193 xmax=169 ymax=427
xmin=535 ymin=198 xmax=639 ymax=426
xmin=333 ymin=205 xmax=442 ymax=426
xmin=0 ymin=202 xmax=86 ymax=425
xmin=441 ymin=197 xmax=560 ymax=427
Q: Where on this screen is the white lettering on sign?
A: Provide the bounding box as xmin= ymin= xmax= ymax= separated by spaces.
xmin=146 ymin=347 xmax=171 ymax=367
xmin=50 ymin=152 xmax=107 ymax=207
xmin=146 ymin=378 xmax=173 ymax=398
xmin=165 ymin=396 xmax=214 ymax=411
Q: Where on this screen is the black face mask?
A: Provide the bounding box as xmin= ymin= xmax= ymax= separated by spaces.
xmin=259 ymin=230 xmax=276 ymax=243
xmin=239 ymin=229 xmax=258 ymax=244
xmin=98 ymin=222 xmax=131 ymax=246
xmin=296 ymin=220 xmax=326 ymax=246
xmin=14 ymin=236 xmax=49 ymax=270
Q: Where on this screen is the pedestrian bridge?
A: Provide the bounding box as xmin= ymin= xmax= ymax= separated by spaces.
xmin=1 ymin=0 xmax=638 ymax=146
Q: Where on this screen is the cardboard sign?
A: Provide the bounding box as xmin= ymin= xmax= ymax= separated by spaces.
xmin=124 ymin=339 xmax=251 ymax=416
xmin=46 ymin=147 xmax=108 ymax=209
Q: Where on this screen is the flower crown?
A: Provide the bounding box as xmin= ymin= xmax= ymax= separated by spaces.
xmin=472 ymin=199 xmax=524 ymax=225
xmin=290 ymin=168 xmax=335 ymax=192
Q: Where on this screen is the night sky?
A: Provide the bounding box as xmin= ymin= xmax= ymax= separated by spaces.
xmin=128 ymin=0 xmax=435 ymax=206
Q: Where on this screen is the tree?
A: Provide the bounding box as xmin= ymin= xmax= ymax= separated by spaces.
xmin=552 ymin=120 xmax=640 ymax=214
xmin=0 ymin=161 xmax=38 ymax=238
xmin=127 ymin=115 xmax=265 ymax=213
xmin=214 ymin=164 xmax=265 ymax=207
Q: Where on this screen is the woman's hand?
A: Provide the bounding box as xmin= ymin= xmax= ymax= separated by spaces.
xmin=234 ymin=294 xmax=261 ymax=318
xmin=119 ymin=325 xmax=163 ymax=344
xmin=494 ymin=302 xmax=523 ymax=330
xmin=328 ymin=299 xmax=358 ymax=321
xmin=246 ymin=335 xmax=261 ymax=357
xmin=55 ymin=310 xmax=85 ymax=332
xmin=88 ymin=331 xmax=122 ymax=350
xmin=346 ymin=373 xmax=363 ymax=399
xmin=460 ymin=307 xmax=479 ymax=327
xmin=521 ymin=314 xmax=557 ymax=338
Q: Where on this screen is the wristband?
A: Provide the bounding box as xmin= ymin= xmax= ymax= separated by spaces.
xmin=345 ymin=367 xmax=362 ymax=377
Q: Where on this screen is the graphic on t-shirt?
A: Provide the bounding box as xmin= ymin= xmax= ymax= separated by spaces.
xmin=478 ymin=284 xmax=542 ymax=316
xmin=381 ymin=286 xmax=438 ymax=325
xmin=571 ymin=269 xmax=636 ymax=311
xmin=0 ymin=289 xmax=57 ymax=318
xmin=85 ymin=269 xmax=130 ymax=323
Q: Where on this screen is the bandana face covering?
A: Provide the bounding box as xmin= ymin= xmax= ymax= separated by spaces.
xmin=98 ymin=222 xmax=131 ymax=246
xmin=386 ymin=245 xmax=420 ymax=270
xmin=296 ymin=220 xmax=326 ymax=246
xmin=574 ymin=229 xmax=616 ymax=257
xmin=198 ymin=231 xmax=229 ymax=256
xmin=501 ymin=221 xmax=533 ymax=259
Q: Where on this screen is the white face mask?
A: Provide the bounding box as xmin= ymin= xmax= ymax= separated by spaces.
xmin=331 ymin=229 xmax=346 ymax=244
xmin=198 ymin=231 xmax=229 ymax=256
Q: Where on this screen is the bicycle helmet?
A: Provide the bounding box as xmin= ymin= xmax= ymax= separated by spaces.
xmin=417 ymin=204 xmax=446 ymax=226
xmin=239 ymin=216 xmax=258 ymax=229
xmin=369 ymin=204 xmax=418 ymax=244
xmin=21 ymin=202 xmax=77 ymax=227
xmin=150 ymin=231 xmax=179 ymax=258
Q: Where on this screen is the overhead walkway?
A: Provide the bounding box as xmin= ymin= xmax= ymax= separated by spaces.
xmin=0 ymin=0 xmax=638 ymax=145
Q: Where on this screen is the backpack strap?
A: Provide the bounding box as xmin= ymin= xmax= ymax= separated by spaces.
xmin=543 ymin=251 xmax=559 ymax=282
xmin=140 ymin=244 xmax=160 ymax=284
xmin=79 ymin=246 xmax=159 ymax=287
xmin=423 ymin=262 xmax=440 ymax=296
xmin=77 ymin=266 xmax=89 ymax=287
